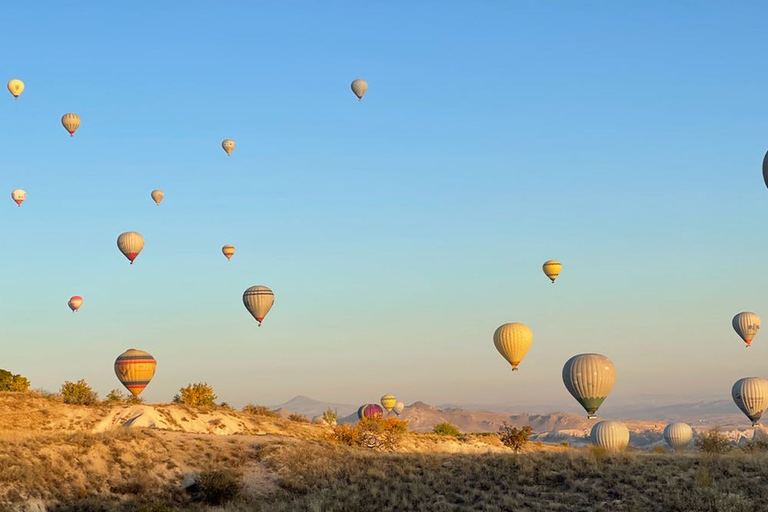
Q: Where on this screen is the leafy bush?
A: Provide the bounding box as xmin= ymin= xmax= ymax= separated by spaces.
xmin=288 ymin=413 xmax=310 ymax=423
xmin=743 ymin=438 xmax=768 ymax=453
xmin=433 ymin=422 xmax=461 ymax=436
xmin=242 ymin=403 xmax=278 ymax=417
xmin=60 ymin=379 xmax=99 ymax=405
xmin=329 ymin=417 xmax=409 ymax=450
xmin=188 ymin=469 xmax=242 ymax=505
xmin=173 ymin=382 xmax=217 ymax=407
xmin=321 ymin=408 xmax=338 ymax=426
xmin=104 ymin=389 xmax=126 ymax=403
xmin=498 ymin=422 xmax=532 ymax=452
xmin=0 ymin=369 xmax=30 ymax=392
xmin=695 ymin=427 xmax=731 ymax=454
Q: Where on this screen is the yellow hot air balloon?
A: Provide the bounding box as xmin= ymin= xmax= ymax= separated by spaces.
xmin=733 ymin=312 xmax=760 ymax=347
xmin=7 ymin=79 xmax=24 ymax=99
xmin=542 ymin=260 xmax=562 ymax=283
xmin=381 ymin=394 xmax=397 ymax=413
xmin=351 ymin=79 xmax=368 ymax=101
xmin=117 ymin=231 xmax=145 ymax=264
xmin=562 ymin=353 xmax=616 ymax=419
xmin=61 ymin=113 xmax=80 ymax=137
xmin=243 ymin=285 xmax=274 ymax=326
xmin=732 ymin=377 xmax=768 ymax=426
xmin=222 ymin=244 xmax=236 ymax=261
xmin=10 ymin=189 xmax=26 ymax=207
xmin=222 ymin=139 xmax=235 ymax=156
xmin=493 ymin=322 xmax=533 ymax=371
xmin=114 ymin=348 xmax=157 ymax=397
xmin=151 ymin=189 xmax=164 ymax=205
xmin=590 ymin=420 xmax=629 ymax=451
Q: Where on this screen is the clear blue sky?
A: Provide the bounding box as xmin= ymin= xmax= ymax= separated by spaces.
xmin=1 ymin=2 xmax=767 ymax=415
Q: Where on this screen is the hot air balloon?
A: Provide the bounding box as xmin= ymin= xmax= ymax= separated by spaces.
xmin=763 ymin=150 xmax=768 ymax=190
xmin=732 ymin=377 xmax=768 ymax=426
xmin=68 ymin=296 xmax=83 ymax=312
xmin=663 ymin=422 xmax=693 ymax=452
xmin=114 ymin=349 xmax=157 ymax=397
xmin=7 ymin=79 xmax=24 ymax=99
xmin=493 ymin=323 xmax=533 ymax=371
xmin=61 ymin=113 xmax=80 ymax=136
xmin=733 ymin=312 xmax=760 ymax=347
xmin=392 ymin=401 xmax=405 ymax=416
xmin=151 ymin=189 xmax=164 ymax=205
xmin=358 ymin=403 xmax=383 ymax=420
xmin=222 ymin=244 xmax=235 ymax=261
xmin=542 ymin=260 xmax=562 ymax=283
xmin=243 ymin=285 xmax=274 ymax=326
xmin=117 ymin=231 xmax=145 ymax=264
xmin=562 ymin=353 xmax=616 ymax=419
xmin=222 ymin=139 xmax=235 ymax=156
xmin=351 ymin=79 xmax=368 ymax=101
xmin=590 ymin=420 xmax=629 ymax=451
xmin=10 ymin=189 xmax=26 ymax=206
xmin=381 ymin=394 xmax=397 ymax=413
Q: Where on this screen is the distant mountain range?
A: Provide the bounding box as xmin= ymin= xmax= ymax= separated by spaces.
xmin=271 ymin=395 xmax=747 ymax=431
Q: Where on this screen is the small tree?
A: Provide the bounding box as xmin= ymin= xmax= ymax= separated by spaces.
xmin=498 ymin=422 xmax=533 ymax=452
xmin=433 ymin=422 xmax=461 ymax=436
xmin=695 ymin=426 xmax=731 ymax=454
xmin=105 ymin=389 xmax=126 ymax=403
xmin=321 ymin=408 xmax=338 ymax=426
xmin=174 ymin=382 xmax=217 ymax=407
xmin=0 ymin=369 xmax=30 ymax=392
xmin=60 ymin=379 xmax=99 ymax=405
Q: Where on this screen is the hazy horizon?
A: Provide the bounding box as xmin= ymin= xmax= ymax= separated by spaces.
xmin=2 ymin=2 xmax=767 ymax=412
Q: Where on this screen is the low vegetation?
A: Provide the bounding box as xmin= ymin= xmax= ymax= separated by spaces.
xmin=241 ymin=404 xmax=278 ymax=417
xmin=498 ymin=422 xmax=533 ymax=452
xmin=695 ymin=426 xmax=732 ymax=454
xmin=329 ymin=417 xmax=409 ymax=450
xmin=433 ymin=422 xmax=460 ymax=436
xmin=59 ymin=379 xmax=99 ymax=405
xmin=0 ymin=369 xmax=30 ymax=392
xmin=172 ymin=382 xmax=217 ymax=407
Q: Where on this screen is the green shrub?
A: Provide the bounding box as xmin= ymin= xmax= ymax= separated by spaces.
xmin=242 ymin=404 xmax=278 ymax=417
xmin=0 ymin=369 xmax=30 ymax=391
xmin=104 ymin=389 xmax=126 ymax=403
xmin=189 ymin=469 xmax=242 ymax=505
xmin=498 ymin=422 xmax=532 ymax=452
xmin=433 ymin=422 xmax=461 ymax=436
xmin=173 ymin=382 xmax=217 ymax=407
xmin=60 ymin=379 xmax=99 ymax=405
xmin=695 ymin=427 xmax=731 ymax=454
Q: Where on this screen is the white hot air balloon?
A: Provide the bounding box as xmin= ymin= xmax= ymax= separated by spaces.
xmin=732 ymin=377 xmax=768 ymax=426
xmin=493 ymin=322 xmax=533 ymax=371
xmin=733 ymin=312 xmax=761 ymax=348
xmin=392 ymin=401 xmax=405 ymax=416
xmin=151 ymin=189 xmax=164 ymax=205
xmin=562 ymin=353 xmax=616 ymax=419
xmin=663 ymin=422 xmax=693 ymax=452
xmin=590 ymin=420 xmax=630 ymax=452
xmin=351 ymin=79 xmax=368 ymax=101
xmin=243 ymin=285 xmax=274 ymax=326
xmin=10 ymin=189 xmax=26 ymax=207
xmin=116 ymin=232 xmax=145 ymax=264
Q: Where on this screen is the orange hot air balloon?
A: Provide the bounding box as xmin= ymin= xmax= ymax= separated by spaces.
xmin=114 ymin=349 xmax=157 ymax=397
xmin=68 ymin=296 xmax=83 ymax=312
xmin=117 ymin=231 xmax=145 ymax=264
xmin=222 ymin=244 xmax=235 ymax=261
xmin=61 ymin=113 xmax=80 ymax=136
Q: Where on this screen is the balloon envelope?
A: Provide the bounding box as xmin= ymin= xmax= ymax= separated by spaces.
xmin=61 ymin=113 xmax=80 ymax=136
xmin=351 ymin=79 xmax=368 ymax=101
xmin=68 ymin=296 xmax=83 ymax=312
xmin=151 ymin=189 xmax=164 ymax=205
xmin=590 ymin=420 xmax=629 ymax=451
xmin=663 ymin=422 xmax=693 ymax=452
xmin=117 ymin=232 xmax=145 ymax=264
xmin=380 ymin=394 xmax=397 ymax=412
xmin=562 ymin=353 xmax=616 ymax=418
xmin=114 ymin=349 xmax=157 ymax=397
xmin=222 ymin=139 xmax=235 ymax=156
xmin=358 ymin=403 xmax=383 ymax=420
xmin=733 ymin=312 xmax=760 ymax=347
xmin=392 ymin=401 xmax=405 ymax=415
xmin=493 ymin=322 xmax=533 ymax=371
xmin=10 ymin=189 xmax=25 ymax=206
xmin=732 ymin=377 xmax=768 ymax=426
xmin=243 ymin=285 xmax=274 ymax=326
xmin=222 ymin=244 xmax=236 ymax=260
xmin=542 ymin=260 xmax=562 ymax=283
xmin=7 ymin=79 xmax=24 ymax=99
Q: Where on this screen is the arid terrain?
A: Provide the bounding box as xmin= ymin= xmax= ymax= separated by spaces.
xmin=1 ymin=391 xmax=767 ymax=511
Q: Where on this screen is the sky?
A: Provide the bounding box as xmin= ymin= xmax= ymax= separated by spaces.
xmin=1 ymin=2 xmax=768 ymax=415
